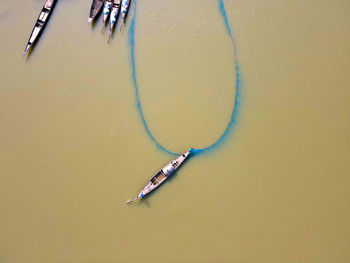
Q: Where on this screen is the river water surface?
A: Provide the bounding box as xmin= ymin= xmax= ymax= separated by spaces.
xmin=0 ymin=0 xmax=349 ymax=262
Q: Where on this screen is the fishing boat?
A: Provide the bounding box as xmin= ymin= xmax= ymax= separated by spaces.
xmin=88 ymin=0 xmax=105 ymax=24
xmin=107 ymin=0 xmax=121 ymax=43
xmin=126 ymin=149 xmax=192 ymax=204
xmin=119 ymin=0 xmax=130 ymax=31
xmin=23 ymin=0 xmax=56 ymax=56
xmin=101 ymin=0 xmax=113 ymax=30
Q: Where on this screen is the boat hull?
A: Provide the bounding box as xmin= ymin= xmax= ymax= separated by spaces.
xmin=88 ymin=0 xmax=105 ymax=23
xmin=131 ymin=149 xmax=192 ymax=202
xmin=108 ymin=0 xmax=121 ymax=35
xmin=120 ymin=0 xmax=130 ymax=24
xmin=102 ymin=0 xmax=113 ymax=24
xmin=23 ymin=0 xmax=56 ymax=55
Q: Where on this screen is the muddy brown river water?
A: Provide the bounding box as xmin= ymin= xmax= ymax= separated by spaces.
xmin=0 ymin=0 xmax=349 ymax=262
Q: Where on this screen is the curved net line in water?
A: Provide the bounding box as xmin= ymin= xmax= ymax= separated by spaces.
xmin=128 ymin=0 xmax=241 ymax=156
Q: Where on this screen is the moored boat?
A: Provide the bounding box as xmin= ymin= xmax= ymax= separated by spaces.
xmin=119 ymin=0 xmax=131 ymax=31
xmin=107 ymin=0 xmax=121 ymax=43
xmin=126 ymin=149 xmax=192 ymax=204
xmin=101 ymin=0 xmax=113 ymax=29
xmin=88 ymin=0 xmax=105 ymax=24
xmin=23 ymin=0 xmax=56 ymax=56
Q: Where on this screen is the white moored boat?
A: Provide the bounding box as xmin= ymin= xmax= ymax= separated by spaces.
xmin=101 ymin=0 xmax=113 ymax=28
xmin=119 ymin=0 xmax=130 ymax=31
xmin=107 ymin=0 xmax=121 ymax=43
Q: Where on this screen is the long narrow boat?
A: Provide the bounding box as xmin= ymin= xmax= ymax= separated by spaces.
xmin=101 ymin=0 xmax=113 ymax=29
xmin=119 ymin=0 xmax=131 ymax=31
xmin=88 ymin=0 xmax=105 ymax=24
xmin=23 ymin=0 xmax=56 ymax=56
xmin=126 ymin=149 xmax=192 ymax=204
xmin=107 ymin=0 xmax=121 ymax=43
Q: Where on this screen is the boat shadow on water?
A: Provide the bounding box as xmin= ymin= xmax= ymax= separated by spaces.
xmin=89 ymin=12 xmax=103 ymax=31
xmin=25 ymin=40 xmax=38 ymax=60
